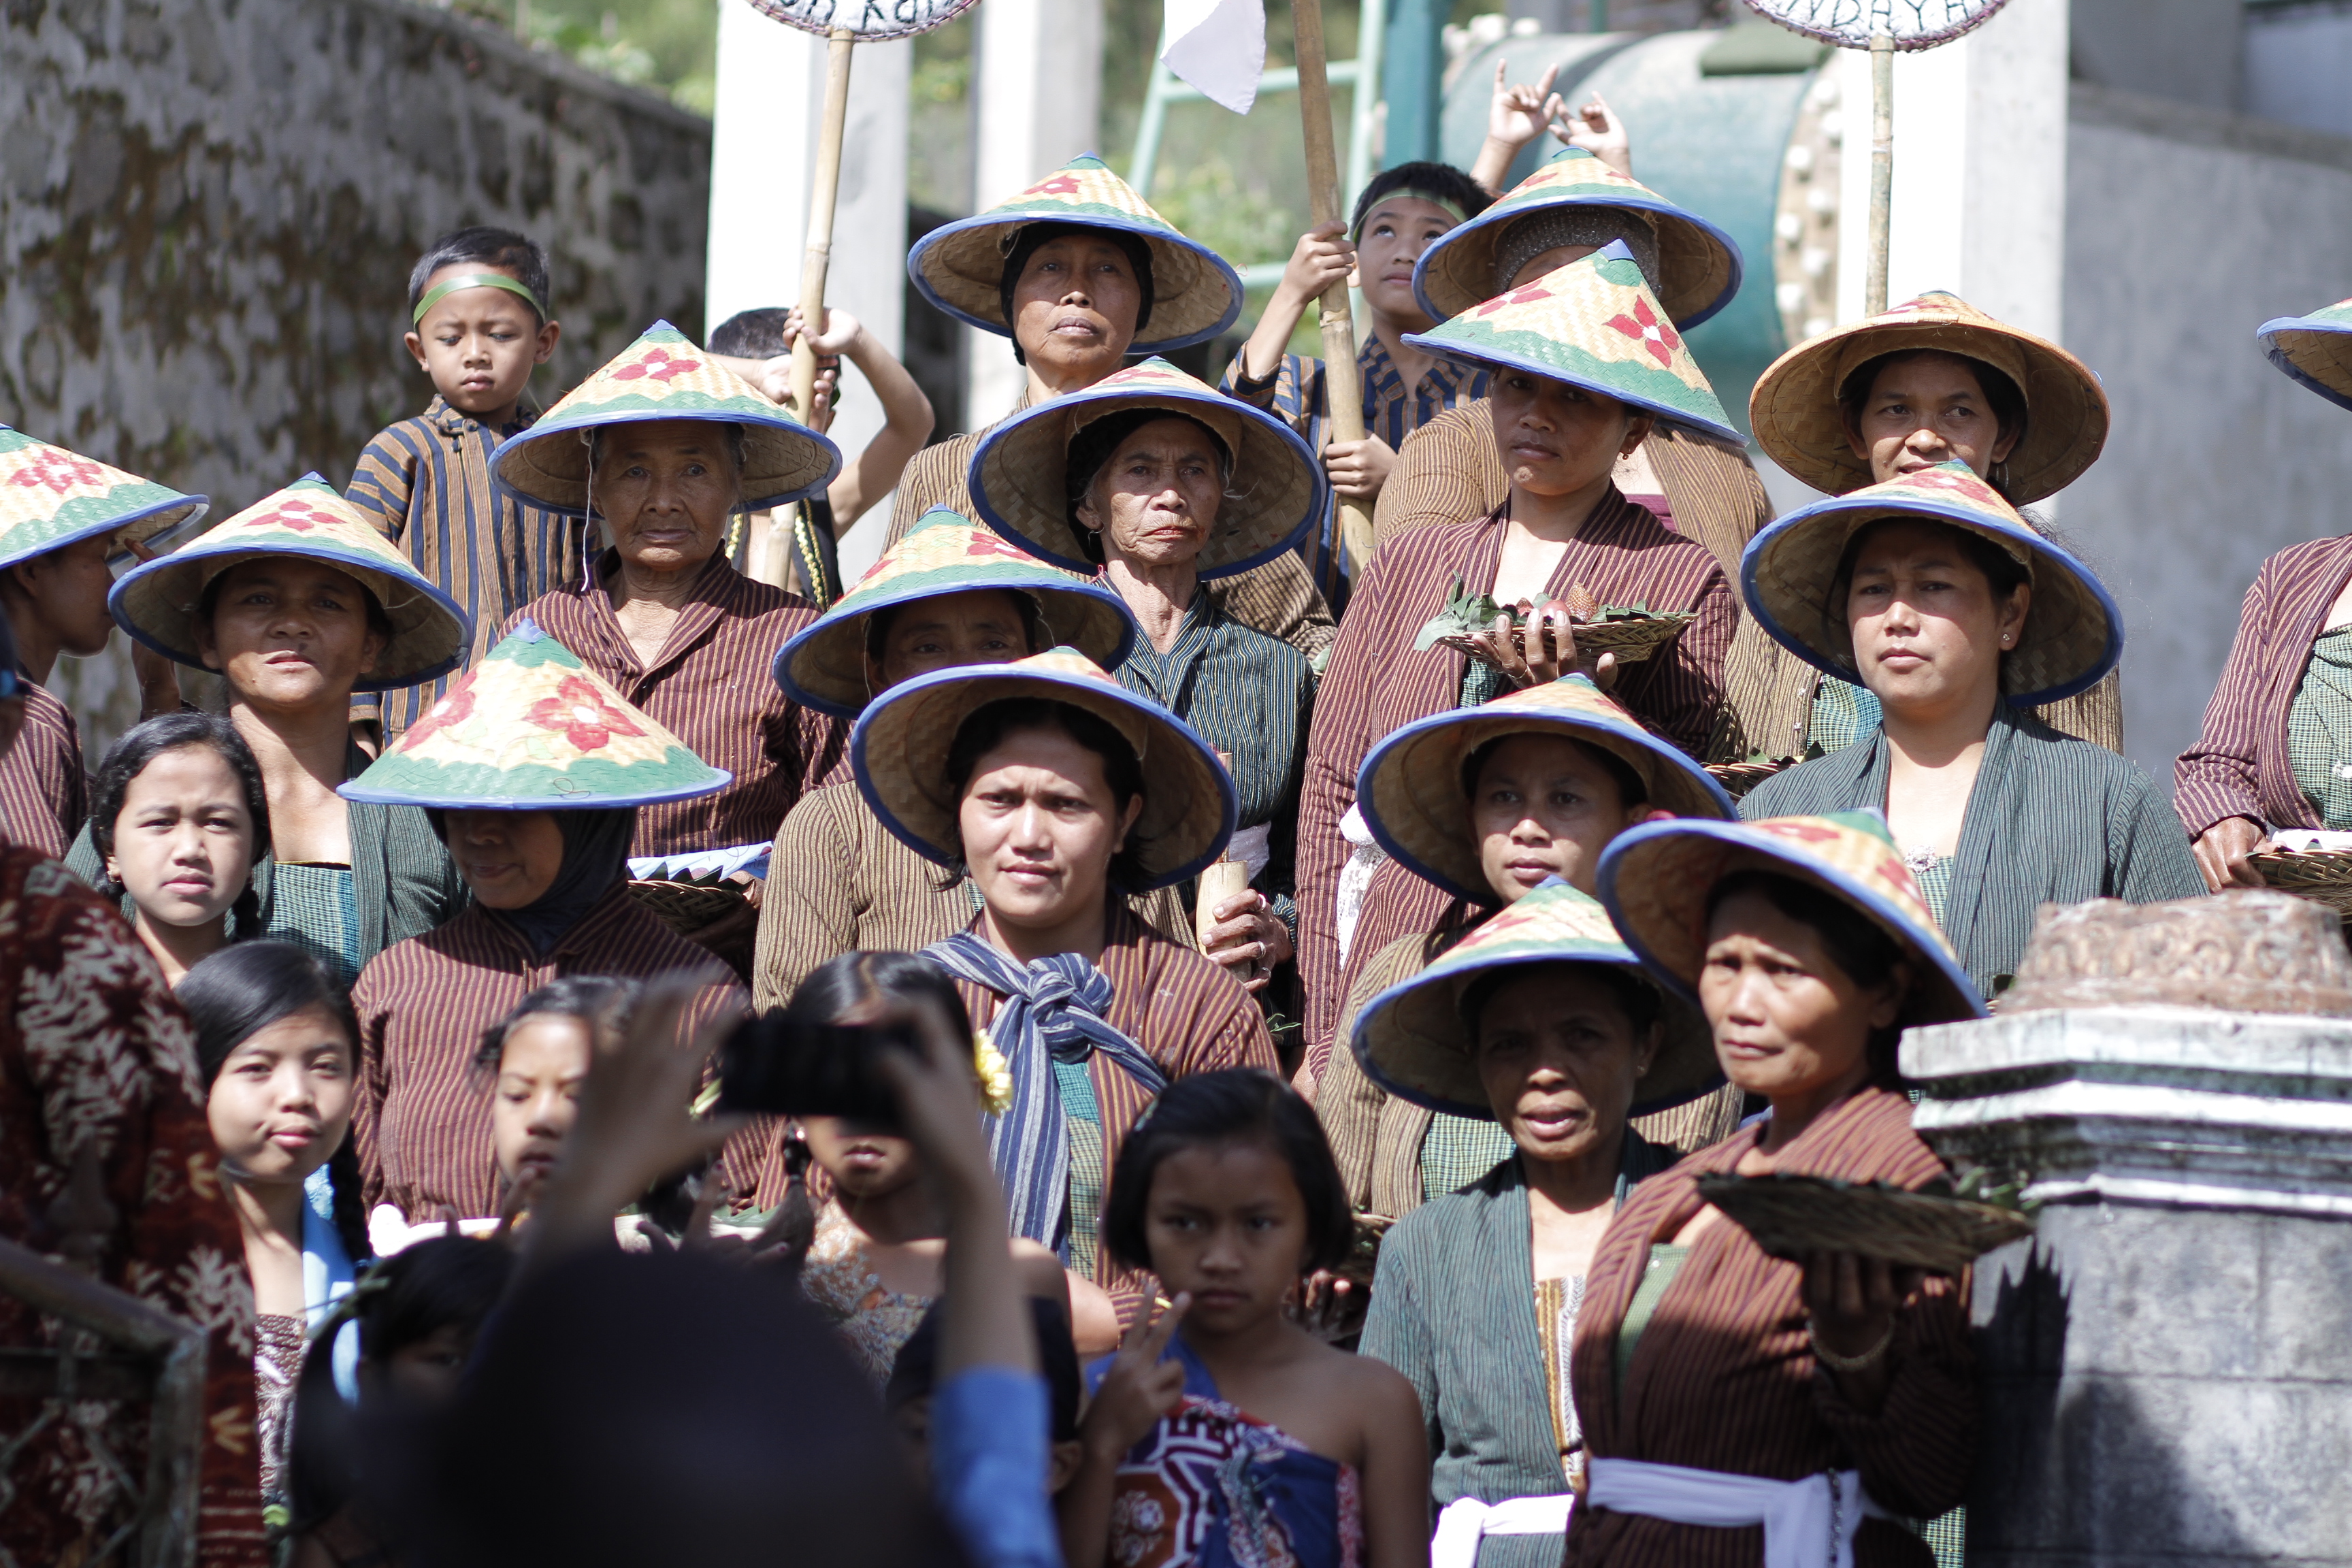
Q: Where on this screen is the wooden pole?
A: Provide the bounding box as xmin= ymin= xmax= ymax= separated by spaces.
xmin=1866 ymin=30 xmax=1893 ymax=316
xmin=791 ymin=28 xmax=858 ymax=424
xmin=1291 ymin=0 xmax=1378 ymax=585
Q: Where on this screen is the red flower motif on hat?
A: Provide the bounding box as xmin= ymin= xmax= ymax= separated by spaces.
xmin=613 ymin=348 xmax=701 ymax=384
xmin=8 ymin=448 xmax=106 ymax=495
xmin=961 ymin=531 xmax=1030 ymax=561
xmin=1905 ymin=466 xmax=1997 ymax=502
xmin=1604 ymin=298 xmax=1680 ymax=368
xmin=1474 ymin=282 xmax=1556 ymax=318
xmin=1758 ymin=819 xmax=1844 ymax=847
xmin=259 ymin=499 xmax=324 ymax=532
xmin=1029 ymin=174 xmax=1084 ymax=198
xmin=400 ymin=679 xmax=477 ymax=747
xmin=525 ymin=676 xmax=646 ymax=752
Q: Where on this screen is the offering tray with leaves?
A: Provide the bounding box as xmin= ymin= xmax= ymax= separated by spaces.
xmin=1415 ymin=577 xmax=1696 ymax=669
xmin=1695 ymin=1171 xmax=2034 ymax=1277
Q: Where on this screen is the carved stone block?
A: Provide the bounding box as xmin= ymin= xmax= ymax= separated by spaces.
xmin=2003 ymin=889 xmax=2352 ymax=1016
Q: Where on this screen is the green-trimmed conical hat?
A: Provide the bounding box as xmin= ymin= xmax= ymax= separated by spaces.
xmin=772 ymin=507 xmax=1139 ymax=717
xmin=1403 ymin=242 xmax=1738 ymax=442
xmin=1348 ymin=880 xmax=1719 ymax=1121
xmin=906 ymin=155 xmax=1244 ymax=353
xmin=0 ymin=426 xmax=208 ymax=572
xmin=108 ymin=475 xmax=472 ymax=690
xmin=489 ymin=321 xmax=841 ymax=514
xmin=2259 ymin=297 xmax=2352 ymax=412
xmin=339 ymin=620 xmax=730 ymax=810
xmin=1412 ymin=148 xmax=1744 ymax=328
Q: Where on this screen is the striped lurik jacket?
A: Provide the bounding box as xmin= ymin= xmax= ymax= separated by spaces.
xmin=0 ymin=683 xmax=84 ymax=859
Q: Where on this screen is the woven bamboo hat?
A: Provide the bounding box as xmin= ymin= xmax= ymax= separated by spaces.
xmin=1748 ymin=291 xmax=2108 ymax=503
xmin=907 ymin=154 xmax=1243 ymax=353
xmin=1348 ymin=880 xmax=1720 ymax=1121
xmin=968 ymin=357 xmax=1323 ymax=580
xmin=1412 ymin=148 xmax=1744 ymax=329
xmin=1402 ymin=242 xmax=1740 ymax=442
xmin=1355 ymin=674 xmax=1734 ymax=905
xmin=2257 ymin=297 xmax=2352 ymax=411
xmin=489 ymin=321 xmax=840 ymax=514
xmin=1740 ymin=459 xmax=2121 ymax=707
xmin=110 ymin=476 xmax=472 ymax=691
xmin=340 ymin=620 xmax=729 ymax=811
xmin=0 ymin=427 xmax=208 ymax=573
xmin=1597 ymin=810 xmax=1982 ymax=1028
xmin=850 ymin=646 xmax=1235 ymax=891
xmin=772 ymin=507 xmax=1139 ymax=717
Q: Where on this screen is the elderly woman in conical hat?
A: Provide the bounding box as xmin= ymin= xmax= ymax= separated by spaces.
xmin=2178 ymin=298 xmax=2352 ymax=892
xmin=1349 ymin=879 xmax=1719 ymax=1568
xmin=888 ymin=155 xmax=1338 ymax=662
xmin=851 ymin=647 xmax=1277 ymax=1343
xmin=1748 ymin=290 xmax=2121 ymax=754
xmin=336 ymin=621 xmax=751 ymax=1230
xmin=752 ymin=504 xmax=1202 ymax=1011
xmin=1576 ymin=811 xmax=1982 ymax=1565
xmin=97 ymin=478 xmax=471 ymax=980
xmin=970 ymin=357 xmax=1323 ymax=1005
xmin=486 ymin=321 xmax=844 ymax=976
xmin=0 ymin=427 xmax=206 ymax=858
xmin=1735 ymin=462 xmax=2203 ymax=1000
xmin=1292 ymin=243 xmax=1739 ymax=1090
xmin=1314 ymin=674 xmax=1739 ymax=1222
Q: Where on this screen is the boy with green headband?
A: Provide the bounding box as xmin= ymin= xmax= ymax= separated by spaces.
xmin=346 ymin=226 xmax=589 ymax=748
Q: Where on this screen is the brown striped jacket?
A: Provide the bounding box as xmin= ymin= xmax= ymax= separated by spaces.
xmin=1565 ymin=1085 xmax=1975 ymax=1568
xmin=0 ymin=683 xmax=84 ymax=859
xmin=506 ymin=553 xmax=847 ymax=860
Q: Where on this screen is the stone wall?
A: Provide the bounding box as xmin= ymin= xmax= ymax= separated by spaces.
xmin=0 ymin=0 xmax=711 ymax=752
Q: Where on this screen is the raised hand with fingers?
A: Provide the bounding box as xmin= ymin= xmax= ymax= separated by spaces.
xmin=1556 ymin=92 xmax=1633 ymax=176
xmin=1061 ymin=1294 xmax=1192 ymax=1568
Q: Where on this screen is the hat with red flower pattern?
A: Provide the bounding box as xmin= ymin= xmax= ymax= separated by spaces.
xmin=340 ymin=620 xmax=730 ymax=810
xmin=2257 ymin=296 xmax=2352 ymax=412
xmin=489 ymin=321 xmax=841 ymax=514
xmin=0 ymin=425 xmax=208 ymax=574
xmin=110 ymin=474 xmax=472 ymax=691
xmin=1401 ymin=241 xmax=1739 ymax=441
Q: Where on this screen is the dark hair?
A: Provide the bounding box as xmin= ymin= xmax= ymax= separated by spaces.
xmin=944 ymin=697 xmax=1149 ymax=892
xmin=179 ymin=941 xmax=368 ymax=1262
xmin=1458 ymin=959 xmax=1662 ymax=1043
xmin=886 ymin=1294 xmax=1083 ymax=1444
xmin=197 ymin=557 xmax=396 ymax=649
xmin=863 ymin=587 xmax=1051 ymax=665
xmin=1351 ymin=161 xmax=1494 ymax=232
xmin=1826 ymin=517 xmax=2031 ymax=668
xmin=706 ymin=308 xmax=794 ymax=359
xmin=784 ymin=949 xmax=975 ymax=1039
xmin=1705 ymin=869 xmax=1910 ymax=1082
xmin=406 ymin=226 xmax=551 ymax=323
xmin=88 ymin=713 xmax=270 ymax=939
xmin=473 ymin=975 xmax=643 ymax=1077
xmin=1000 ymin=222 xmax=1156 ymax=365
xmin=1102 ymin=1069 xmax=1351 ymax=1278
xmin=1461 ymin=732 xmax=1648 ymax=811
xmin=1062 ymin=408 xmax=1235 ymax=566
xmin=1835 ymin=348 xmax=2028 ymax=498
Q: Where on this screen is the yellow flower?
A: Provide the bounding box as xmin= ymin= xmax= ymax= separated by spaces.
xmin=973 ymin=1028 xmax=1015 ymax=1115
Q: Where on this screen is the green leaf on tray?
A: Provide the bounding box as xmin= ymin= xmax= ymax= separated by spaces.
xmin=1413 ymin=578 xmax=1665 ymax=651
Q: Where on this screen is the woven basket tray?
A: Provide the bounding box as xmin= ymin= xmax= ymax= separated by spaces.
xmin=1431 ymin=611 xmax=1697 ymax=670
xmin=2248 ymin=847 xmax=2352 ymax=917
xmin=1707 ymin=757 xmax=1801 ymax=800
xmin=627 ymin=878 xmax=748 ymax=935
xmin=1695 ymin=1172 xmax=2034 ymax=1276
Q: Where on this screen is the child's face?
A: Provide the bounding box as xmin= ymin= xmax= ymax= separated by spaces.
xmin=105 ymin=744 xmax=259 ymax=934
xmin=367 ymin=1322 xmax=476 ymax=1407
xmin=404 ymin=264 xmax=559 ymax=419
xmin=206 ymin=1004 xmax=356 ymax=1190
xmin=492 ymin=1014 xmax=593 ymax=1202
xmin=802 ymin=1115 xmax=921 ymax=1201
xmin=1142 ymin=1139 xmax=1311 ymax=1337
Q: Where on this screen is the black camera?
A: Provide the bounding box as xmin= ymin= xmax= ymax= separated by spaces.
xmin=715 ymin=1011 xmax=919 ymax=1126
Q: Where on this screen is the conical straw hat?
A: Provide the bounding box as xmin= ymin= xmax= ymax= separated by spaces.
xmin=1348 ymin=880 xmax=1720 ymax=1120
xmin=907 ymin=155 xmax=1244 ymax=353
xmin=339 ymin=621 xmax=729 ymax=810
xmin=968 ymin=357 xmax=1323 ymax=581
xmin=109 ymin=475 xmax=471 ymax=691
xmin=1597 ymin=810 xmax=1983 ymax=1027
xmin=1740 ymin=459 xmax=2121 ymax=707
xmin=2257 ymin=297 xmax=2352 ymax=411
xmin=1748 ymin=291 xmax=2109 ymax=503
xmin=489 ymin=321 xmax=840 ymax=514
xmin=772 ymin=507 xmax=1139 ymax=717
xmin=1413 ymin=148 xmax=1744 ymax=327
xmin=851 ymin=646 xmax=1235 ymax=891
xmin=1402 ymin=242 xmax=1739 ymax=442
xmin=1356 ymin=674 xmax=1734 ymax=906
xmin=0 ymin=426 xmax=208 ymax=572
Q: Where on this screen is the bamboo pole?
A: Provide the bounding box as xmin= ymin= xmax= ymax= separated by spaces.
xmin=1866 ymin=30 xmax=1893 ymax=316
xmin=791 ymin=28 xmax=858 ymax=424
xmin=1291 ymin=0 xmax=1378 ymax=585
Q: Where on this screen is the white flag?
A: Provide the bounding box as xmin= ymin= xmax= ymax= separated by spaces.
xmin=1160 ymin=0 xmax=1267 ymax=114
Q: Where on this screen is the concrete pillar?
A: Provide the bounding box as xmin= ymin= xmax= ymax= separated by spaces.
xmin=965 ymin=0 xmax=1104 ymax=427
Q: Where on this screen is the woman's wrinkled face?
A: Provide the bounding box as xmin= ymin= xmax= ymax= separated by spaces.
xmin=1697 ymin=889 xmax=1901 ymax=1103
xmin=1844 ymin=519 xmax=2028 ymax=714
xmin=1010 ymin=235 xmax=1142 ymax=380
xmin=1473 ymin=967 xmax=1656 ymax=1166
xmin=958 ymin=723 xmax=1143 ymax=933
xmin=868 ymin=589 xmax=1034 ymax=691
xmin=491 ymin=1013 xmax=593 ymax=1201
xmin=1143 ymin=1139 xmax=1311 ymax=1337
xmin=197 ymin=559 xmax=386 ymax=710
xmin=1488 ymin=370 xmax=1651 ymax=499
xmin=446 ymin=809 xmax=566 ymax=909
xmin=105 ymin=745 xmax=259 ymax=933
xmin=206 ymin=1003 xmax=356 ymax=1190
xmin=594 ymin=419 xmax=738 ymax=575
xmin=1843 ymin=351 xmax=2021 ymax=484
xmin=1471 ymin=734 xmax=1644 ymax=902
xmin=1075 ymin=418 xmax=1223 ymax=573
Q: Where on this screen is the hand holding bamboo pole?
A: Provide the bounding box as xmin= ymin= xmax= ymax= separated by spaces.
xmin=790 ymin=28 xmax=858 ymax=425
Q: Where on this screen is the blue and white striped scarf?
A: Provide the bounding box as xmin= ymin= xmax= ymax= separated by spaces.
xmin=922 ymin=934 xmax=1169 ymax=1258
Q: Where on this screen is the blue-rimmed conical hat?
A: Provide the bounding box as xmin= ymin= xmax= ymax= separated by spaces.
xmin=2258 ymin=297 xmax=2352 ymax=411
xmin=0 ymin=427 xmax=208 ymax=572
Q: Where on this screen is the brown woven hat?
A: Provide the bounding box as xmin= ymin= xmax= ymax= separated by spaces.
xmin=1748 ymin=291 xmax=2108 ymax=502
